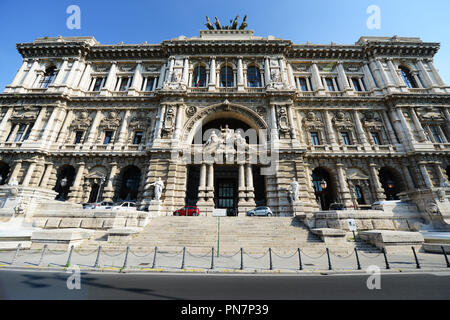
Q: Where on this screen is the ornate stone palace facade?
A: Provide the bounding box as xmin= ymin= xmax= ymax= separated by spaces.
xmin=1 ymin=29 xmax=450 ymax=217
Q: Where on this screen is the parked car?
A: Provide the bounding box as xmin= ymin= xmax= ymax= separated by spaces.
xmin=329 ymin=203 xmax=345 ymax=210
xmin=173 ymin=206 xmax=200 ymax=216
xmin=82 ymin=202 xmax=114 ymax=209
xmin=112 ymin=201 xmax=138 ymax=211
xmin=247 ymin=206 xmax=273 ymax=217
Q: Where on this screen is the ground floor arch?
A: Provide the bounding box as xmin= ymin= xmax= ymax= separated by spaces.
xmin=116 ymin=165 xmax=142 ymax=202
xmin=54 ymin=165 xmax=76 ymax=201
xmin=0 ymin=162 xmax=10 ymax=185
xmin=379 ymin=167 xmax=404 ymax=200
xmin=312 ymin=167 xmax=338 ymax=210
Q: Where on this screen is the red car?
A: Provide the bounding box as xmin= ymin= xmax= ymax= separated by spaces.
xmin=173 ymin=206 xmax=200 ymax=216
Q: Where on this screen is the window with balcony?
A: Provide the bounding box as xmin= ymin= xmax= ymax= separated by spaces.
xmin=247 ymin=66 xmax=261 ymax=88
xmin=133 ymin=131 xmax=143 ymax=144
xmin=192 ymin=66 xmax=207 ymax=88
xmin=39 ymin=66 xmax=57 ymax=88
xmin=103 ymin=131 xmax=113 ymax=144
xmin=399 ymin=66 xmax=418 ymax=89
xmin=220 ymin=66 xmax=234 ymax=87
xmin=310 ymin=132 xmax=320 ymax=145
xmin=341 ymin=132 xmax=351 ymax=145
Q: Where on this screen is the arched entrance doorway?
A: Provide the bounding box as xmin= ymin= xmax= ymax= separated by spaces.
xmin=116 ymin=166 xmax=141 ymax=202
xmin=0 ymin=162 xmax=10 ymax=185
xmin=54 ymin=165 xmax=76 ymax=201
xmin=312 ymin=167 xmax=337 ymax=210
xmin=379 ymin=167 xmax=404 ymax=200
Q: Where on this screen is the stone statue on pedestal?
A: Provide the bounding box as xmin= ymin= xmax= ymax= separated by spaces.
xmin=289 ymin=177 xmax=300 ymax=202
xmin=205 ymin=16 xmax=214 ymax=30
xmin=149 ymin=177 xmax=164 ymax=201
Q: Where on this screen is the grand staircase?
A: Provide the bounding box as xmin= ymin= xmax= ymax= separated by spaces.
xmin=81 ymin=216 xmax=377 ymax=254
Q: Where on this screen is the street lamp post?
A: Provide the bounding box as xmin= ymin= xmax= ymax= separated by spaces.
xmin=58 ymin=177 xmax=68 ymax=201
xmin=319 ymin=179 xmax=327 ymax=210
xmin=95 ymin=176 xmax=106 ymax=204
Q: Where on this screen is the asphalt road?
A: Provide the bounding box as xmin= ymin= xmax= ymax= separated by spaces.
xmin=0 ymin=270 xmax=449 ymax=300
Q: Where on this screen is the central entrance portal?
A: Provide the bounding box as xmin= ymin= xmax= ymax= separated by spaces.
xmin=214 ymin=166 xmax=238 ymax=216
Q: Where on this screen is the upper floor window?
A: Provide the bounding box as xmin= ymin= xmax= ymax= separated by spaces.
xmin=103 ymin=131 xmax=113 ymax=144
xmin=324 ymin=77 xmax=339 ymax=91
xmin=351 ymin=78 xmax=365 ymax=92
xmin=192 ymin=66 xmax=207 ymax=88
xmin=90 ymin=77 xmax=107 ymax=91
xmin=310 ymin=132 xmax=320 ymax=145
xmin=399 ymin=66 xmax=418 ymax=89
xmin=371 ymin=132 xmax=382 ymax=145
xmin=115 ymin=76 xmax=133 ymax=91
xmin=142 ymin=77 xmax=156 ymax=91
xmin=220 ymin=66 xmax=234 ymax=87
xmin=298 ymin=77 xmax=311 ymax=91
xmin=247 ymin=66 xmax=261 ymax=88
xmin=74 ymin=131 xmax=84 ymax=144
xmin=133 ymin=131 xmax=143 ymax=145
xmin=341 ymin=132 xmax=351 ymax=145
xmin=39 ymin=67 xmax=57 ymax=88
xmin=429 ymin=125 xmax=444 ymax=143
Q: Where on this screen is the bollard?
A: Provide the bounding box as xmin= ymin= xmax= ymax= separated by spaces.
xmin=181 ymin=247 xmax=186 ymax=269
xmin=211 ymin=247 xmax=215 ymax=270
xmin=442 ymin=246 xmax=450 ymax=268
xmin=382 ymin=248 xmax=390 ymax=270
xmin=122 ymin=246 xmax=130 ymax=270
xmin=298 ymin=248 xmax=303 ymax=271
xmin=152 ymin=246 xmax=158 ymax=269
xmin=412 ymin=246 xmax=421 ymax=269
xmin=354 ymin=247 xmax=362 ymax=270
xmin=326 ymin=248 xmax=332 ymax=271
xmin=269 ymin=248 xmax=273 ymax=270
xmin=65 ymin=245 xmax=74 ymax=267
xmin=93 ymin=245 xmax=102 ymax=268
xmin=240 ymin=248 xmax=244 ymax=270
xmin=38 ymin=244 xmax=47 ymax=266
xmin=11 ymin=243 xmax=21 ymax=265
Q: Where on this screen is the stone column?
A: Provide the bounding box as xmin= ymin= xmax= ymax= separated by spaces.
xmin=157 ymin=63 xmax=166 ymax=89
xmin=206 ymin=163 xmax=215 ymax=206
xmin=409 ymin=107 xmax=427 ymax=142
xmin=0 ymin=108 xmax=13 ymax=140
xmin=369 ymin=163 xmax=386 ymax=201
xmin=264 ymin=56 xmax=271 ymax=85
xmin=386 ymin=59 xmax=403 ymax=87
xmin=427 ymin=59 xmax=445 ymax=86
xmin=208 ymin=57 xmax=216 ymax=89
xmin=128 ymin=62 xmax=143 ymax=95
xmin=419 ymin=162 xmax=433 ymax=189
xmin=101 ymin=62 xmax=117 ymax=93
xmin=287 ymin=105 xmax=297 ymax=141
xmin=362 ymin=64 xmax=377 ymax=90
xmin=381 ymin=110 xmax=398 ymax=145
xmin=336 ymin=163 xmax=352 ymax=207
xmin=182 ymin=57 xmax=189 ymax=85
xmin=68 ymin=162 xmax=85 ymax=203
xmin=198 ymin=163 xmax=207 ymax=199
xmin=270 ymin=104 xmax=279 ymax=141
xmin=400 ymin=165 xmax=415 ymax=191
xmin=41 ymin=107 xmax=65 ymax=143
xmin=310 ymin=62 xmax=325 ymax=92
xmin=237 ymin=57 xmax=244 ymax=90
xmin=21 ymin=161 xmax=37 ymax=186
xmin=246 ymin=164 xmax=256 ymax=207
xmin=86 ymin=110 xmax=102 ymax=144
xmin=64 ymin=60 xmax=80 ymax=88
xmin=39 ymin=163 xmax=54 ymax=188
xmin=152 ymin=105 xmax=166 ymax=144
xmin=56 ymin=110 xmax=74 ymax=143
xmin=21 ymin=59 xmax=39 ymax=88
xmin=167 ymin=57 xmax=175 ymax=82
xmin=434 ymin=162 xmax=449 ymax=186
xmin=173 ymin=104 xmax=183 ymax=140
xmin=7 ymin=124 xmax=19 ymax=142
xmin=78 ymin=62 xmax=92 ymax=91
xmin=324 ymin=110 xmax=337 ymax=145
xmin=27 ymin=107 xmax=47 ymax=141
xmin=353 ymin=110 xmax=369 ymax=145
xmin=373 ymin=59 xmax=391 ymax=88
xmin=8 ymin=160 xmax=22 ymax=184
xmin=103 ymin=162 xmax=118 ymax=202
xmin=396 ymin=107 xmax=416 ymax=144
xmin=287 ymin=63 xmax=295 ymax=88
xmin=8 ymin=60 xmax=28 ymax=88
xmin=278 ymin=57 xmax=288 ymax=84
xmin=50 ymin=59 xmax=69 ymax=87
xmin=116 ymin=110 xmax=131 ymax=145
xmin=416 ymin=59 xmax=433 ymax=88
xmin=337 ymin=62 xmax=351 ymax=92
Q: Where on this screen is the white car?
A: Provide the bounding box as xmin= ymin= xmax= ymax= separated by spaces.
xmin=247 ymin=206 xmax=273 ymax=216
xmin=112 ymin=202 xmax=138 ymax=211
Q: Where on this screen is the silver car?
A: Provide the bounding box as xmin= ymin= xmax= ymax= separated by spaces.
xmin=247 ymin=206 xmax=273 ymax=217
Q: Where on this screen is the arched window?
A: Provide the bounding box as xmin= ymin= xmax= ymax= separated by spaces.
xmin=247 ymin=66 xmax=261 ymax=87
xmin=39 ymin=66 xmax=57 ymax=88
xmin=192 ymin=66 xmax=207 ymax=87
xmin=399 ymin=66 xmax=418 ymax=88
xmin=220 ymin=66 xmax=234 ymax=87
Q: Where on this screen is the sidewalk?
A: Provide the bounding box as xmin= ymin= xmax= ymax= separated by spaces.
xmin=0 ymin=246 xmax=449 ymax=274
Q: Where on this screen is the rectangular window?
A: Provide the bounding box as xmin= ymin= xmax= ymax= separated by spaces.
xmin=142 ymin=77 xmax=155 ymax=91
xmin=74 ymin=131 xmax=84 ymax=144
xmin=429 ymin=126 xmax=444 ymax=143
xmin=103 ymin=131 xmax=113 ymax=144
xmin=92 ymin=77 xmax=106 ymax=91
xmin=325 ymin=78 xmax=335 ymax=91
xmin=371 ymin=132 xmax=381 ymax=145
xmin=341 ymin=132 xmax=351 ymax=145
xmin=298 ymin=78 xmax=308 ymax=91
xmin=352 ymin=78 xmax=362 ymax=91
xmin=133 ymin=131 xmax=143 ymax=144
xmin=118 ymin=77 xmax=132 ymax=91
xmin=15 ymin=124 xmax=27 ymax=142
xmin=310 ymin=132 xmax=320 ymax=145
xmin=23 ymin=124 xmax=33 ymax=141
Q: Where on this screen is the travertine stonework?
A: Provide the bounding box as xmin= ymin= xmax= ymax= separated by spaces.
xmin=1 ymin=30 xmax=449 ymax=220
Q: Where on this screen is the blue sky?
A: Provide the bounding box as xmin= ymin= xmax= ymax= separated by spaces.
xmin=0 ymin=0 xmax=449 ymax=90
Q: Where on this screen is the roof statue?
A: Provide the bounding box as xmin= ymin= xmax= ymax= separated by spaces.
xmin=206 ymin=15 xmax=248 ymax=30
xmin=205 ymin=16 xmax=214 ymax=30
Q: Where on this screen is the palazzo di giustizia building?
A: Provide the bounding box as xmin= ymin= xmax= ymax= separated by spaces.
xmin=1 ymin=24 xmax=450 ymax=225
